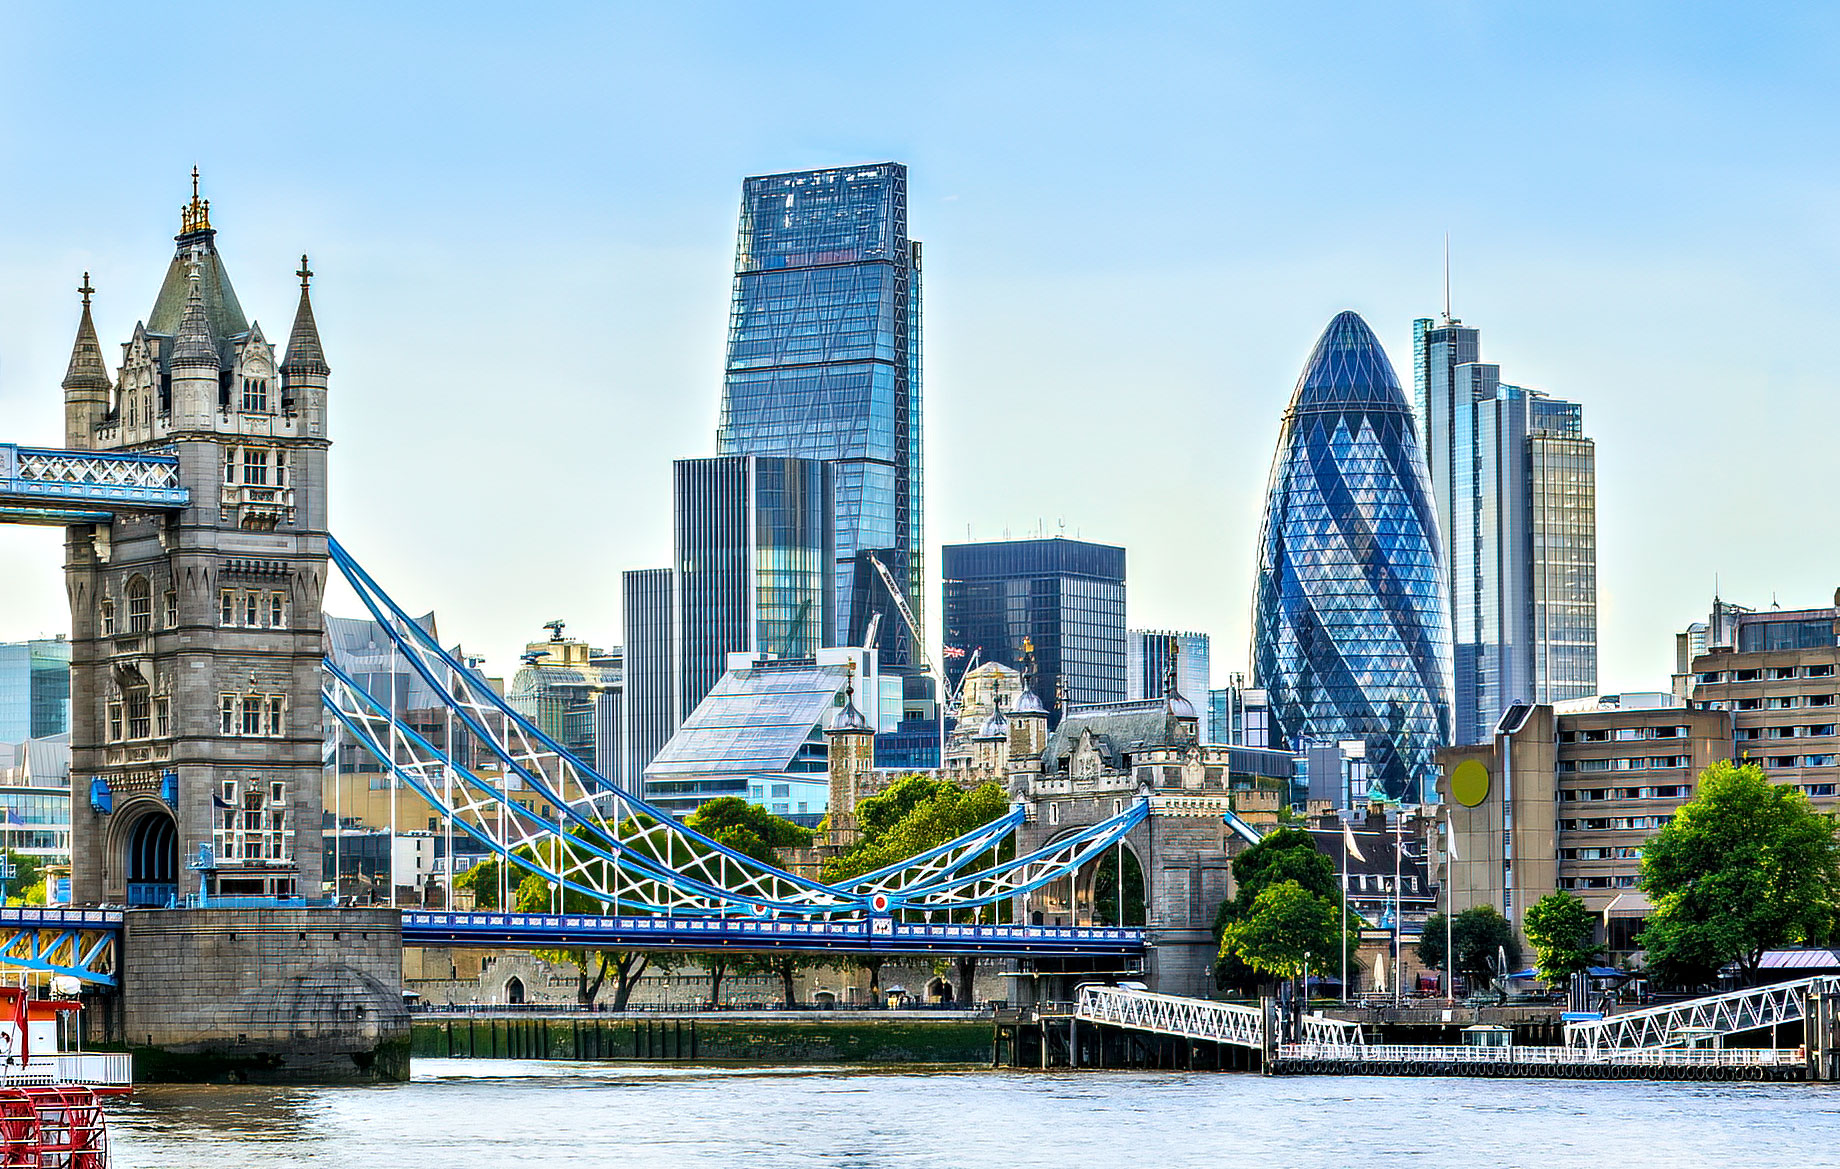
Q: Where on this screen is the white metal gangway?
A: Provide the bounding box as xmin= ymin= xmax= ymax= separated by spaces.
xmin=1567 ymin=976 xmax=1840 ymax=1054
xmin=1074 ymin=985 xmax=1363 ymax=1050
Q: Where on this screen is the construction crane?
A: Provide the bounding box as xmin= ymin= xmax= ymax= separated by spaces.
xmin=866 ymin=552 xmax=977 ymax=715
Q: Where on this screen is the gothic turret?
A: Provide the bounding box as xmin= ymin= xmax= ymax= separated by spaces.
xmin=168 ymin=267 xmax=220 ymax=429
xmin=1009 ymin=637 xmax=1049 ymax=759
xmin=62 ymin=275 xmax=112 ymax=449
xmin=823 ymin=674 xmax=876 ymax=845
xmin=281 ymin=256 xmax=329 ymax=436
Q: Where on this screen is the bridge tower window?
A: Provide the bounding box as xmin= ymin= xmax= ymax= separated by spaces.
xmin=243 ymin=449 xmax=268 ymax=486
xmin=164 ymin=589 xmax=178 ymax=628
xmin=126 ymin=576 xmax=151 ymax=633
xmin=100 ymin=598 xmax=116 ymax=636
xmin=241 ymin=377 xmax=269 ymax=413
xmin=125 ymin=689 xmax=151 ymax=739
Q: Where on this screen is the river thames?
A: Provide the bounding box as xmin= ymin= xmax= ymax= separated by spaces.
xmin=109 ymin=1060 xmax=1840 ymax=1168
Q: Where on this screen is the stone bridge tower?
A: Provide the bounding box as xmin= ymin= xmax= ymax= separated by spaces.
xmin=66 ymin=176 xmax=330 ymax=905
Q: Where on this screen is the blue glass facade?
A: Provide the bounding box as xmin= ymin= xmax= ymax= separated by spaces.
xmin=718 ymin=164 xmax=922 ymax=673
xmin=1253 ymin=312 xmax=1453 ymax=801
xmin=0 ymin=639 xmax=70 ymax=743
xmin=941 ymin=538 xmax=1127 ymax=720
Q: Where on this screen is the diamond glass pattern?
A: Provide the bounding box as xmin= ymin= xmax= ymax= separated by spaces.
xmin=1253 ymin=312 xmax=1453 ymax=800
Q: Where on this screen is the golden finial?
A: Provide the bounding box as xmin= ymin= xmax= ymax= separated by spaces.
xmin=296 ymin=254 xmax=313 ymax=291
xmin=181 ymin=167 xmax=212 ymax=234
xmin=78 ymin=272 xmax=94 ymax=308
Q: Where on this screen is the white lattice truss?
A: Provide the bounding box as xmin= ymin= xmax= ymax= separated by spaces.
xmin=324 ymin=537 xmax=1149 ymax=919
xmin=15 ymin=448 xmax=180 ymax=490
xmin=1566 ymin=976 xmax=1840 ymax=1053
xmin=1074 ymin=985 xmax=1364 ymax=1050
xmin=1281 ymin=1042 xmax=1802 ymax=1068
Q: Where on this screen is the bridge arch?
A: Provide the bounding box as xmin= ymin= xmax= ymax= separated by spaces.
xmin=1027 ymin=829 xmax=1146 ymax=928
xmin=113 ymin=800 xmax=178 ymax=907
xmin=504 ymin=976 xmax=525 ymax=1005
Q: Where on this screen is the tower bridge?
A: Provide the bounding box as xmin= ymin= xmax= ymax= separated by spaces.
xmin=0 ymin=181 xmax=1246 ymax=1078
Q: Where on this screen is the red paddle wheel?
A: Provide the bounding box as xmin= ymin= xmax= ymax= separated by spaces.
xmin=0 ymin=1087 xmax=107 ymax=1168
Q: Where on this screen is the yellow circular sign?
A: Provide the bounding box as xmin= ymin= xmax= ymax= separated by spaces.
xmin=1451 ymin=759 xmax=1491 ymax=808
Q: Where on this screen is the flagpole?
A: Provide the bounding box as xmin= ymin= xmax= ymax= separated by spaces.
xmin=1340 ymin=823 xmax=1348 ymax=1003
xmin=1446 ymin=814 xmax=1457 ymax=1002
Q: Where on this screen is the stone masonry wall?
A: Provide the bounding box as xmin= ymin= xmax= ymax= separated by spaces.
xmin=122 ymin=907 xmax=407 ymax=1082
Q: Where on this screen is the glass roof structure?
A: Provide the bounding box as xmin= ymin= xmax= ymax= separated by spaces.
xmin=645 ymin=658 xmax=846 ymax=778
xmin=1253 ymin=311 xmax=1453 ymax=801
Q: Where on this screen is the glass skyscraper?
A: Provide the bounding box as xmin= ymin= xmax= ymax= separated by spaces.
xmin=1127 ymin=630 xmax=1210 ymax=707
xmin=672 ymin=455 xmax=833 ymax=720
xmin=1253 ymin=311 xmax=1453 ymax=801
xmin=0 ymin=639 xmax=71 ymax=743
xmin=941 ymin=537 xmax=1127 ymax=719
xmin=717 ymin=163 xmax=923 ymax=674
xmin=1415 ymin=316 xmax=1597 ymax=744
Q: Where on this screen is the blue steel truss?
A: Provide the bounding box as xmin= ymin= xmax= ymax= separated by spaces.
xmin=403 ymin=911 xmax=1143 ymax=957
xmin=0 ymin=909 xmax=121 ymax=986
xmin=0 ymin=444 xmax=188 ymax=526
xmin=325 ymin=538 xmax=1148 ymax=921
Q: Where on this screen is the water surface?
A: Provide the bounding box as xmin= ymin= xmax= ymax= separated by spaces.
xmin=110 ymin=1060 xmax=1840 ymax=1168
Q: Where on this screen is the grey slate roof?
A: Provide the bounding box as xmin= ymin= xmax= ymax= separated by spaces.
xmin=282 ymin=285 xmax=330 ymax=376
xmin=62 ymin=304 xmax=111 ymax=390
xmin=147 ymin=232 xmax=248 ymax=341
xmin=1041 ymin=698 xmax=1185 ymax=772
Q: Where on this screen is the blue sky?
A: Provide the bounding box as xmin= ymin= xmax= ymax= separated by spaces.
xmin=2 ymin=3 xmax=1837 ymax=691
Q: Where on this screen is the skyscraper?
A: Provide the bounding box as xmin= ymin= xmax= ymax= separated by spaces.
xmin=717 ymin=163 xmax=923 ymax=673
xmin=1253 ymin=311 xmax=1453 ymax=801
xmin=672 ymin=455 xmax=833 ymax=719
xmin=1127 ymin=630 xmax=1209 ymax=709
xmin=941 ymin=537 xmax=1127 ymax=718
xmin=620 ymin=568 xmax=674 ymax=796
xmin=1415 ymin=316 xmax=1597 ymax=744
xmin=0 ymin=638 xmax=71 ymax=742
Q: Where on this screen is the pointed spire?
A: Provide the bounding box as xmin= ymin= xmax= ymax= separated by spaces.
xmin=61 ymin=273 xmax=112 ymax=391
xmin=170 ymin=263 xmax=219 ymax=368
xmin=282 ymin=254 xmax=330 ymax=377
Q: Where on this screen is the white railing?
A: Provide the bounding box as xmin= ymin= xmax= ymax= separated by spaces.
xmin=0 ymin=1054 xmax=132 ymax=1088
xmin=1074 ymin=985 xmax=1363 ymax=1050
xmin=1282 ymin=1041 xmax=1801 ymax=1068
xmin=1566 ymin=976 xmax=1840 ymax=1053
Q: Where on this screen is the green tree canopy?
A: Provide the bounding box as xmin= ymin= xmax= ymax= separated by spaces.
xmin=1218 ymin=880 xmax=1342 ymax=982
xmin=821 ymin=777 xmax=1011 ymax=885
xmin=0 ymin=851 xmax=46 ymax=907
xmin=1416 ymin=906 xmax=1522 ymax=988
xmin=1213 ymin=827 xmax=1353 ymax=992
xmin=1524 ymin=891 xmax=1599 ymax=984
xmin=1638 ymin=761 xmax=1840 ymax=987
xmin=685 ymin=796 xmax=813 ymax=861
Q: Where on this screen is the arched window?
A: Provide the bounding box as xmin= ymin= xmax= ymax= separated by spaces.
xmin=126 ymin=576 xmax=152 ymax=633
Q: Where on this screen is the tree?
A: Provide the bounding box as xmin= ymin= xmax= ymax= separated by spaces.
xmin=1212 ymin=828 xmax=1355 ymax=993
xmin=682 ymin=800 xmax=812 ymax=1006
xmin=1524 ymin=891 xmax=1599 ymax=985
xmin=1638 ymin=761 xmax=1840 ymax=987
xmin=1218 ymin=880 xmax=1343 ymax=983
xmin=823 ymin=777 xmax=1012 ymax=1005
xmin=1416 ymin=906 xmax=1521 ymax=988
xmin=0 ymin=852 xmax=45 ymax=907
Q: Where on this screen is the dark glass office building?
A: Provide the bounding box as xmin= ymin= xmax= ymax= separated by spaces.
xmin=942 ymin=538 xmax=1126 ymax=718
xmin=620 ymin=568 xmax=674 ymax=797
xmin=672 ymin=455 xmax=833 ymax=721
xmin=717 ymin=163 xmax=923 ymax=674
xmin=1253 ymin=311 xmax=1452 ymax=801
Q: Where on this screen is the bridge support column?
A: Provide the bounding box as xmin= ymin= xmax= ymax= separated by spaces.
xmin=122 ymin=907 xmax=407 ymax=1082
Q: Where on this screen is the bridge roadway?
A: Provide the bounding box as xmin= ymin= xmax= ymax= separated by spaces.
xmin=0 ymin=906 xmax=1143 ymax=985
xmin=0 ymin=444 xmax=188 ymax=525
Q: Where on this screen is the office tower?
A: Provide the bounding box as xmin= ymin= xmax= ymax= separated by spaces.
xmin=1127 ymin=630 xmax=1209 ymax=707
xmin=0 ymin=638 xmax=71 ymax=742
xmin=1415 ymin=315 xmax=1598 ymax=744
xmin=1253 ymin=311 xmax=1453 ymax=801
xmin=1686 ymin=593 xmax=1840 ymax=812
xmin=621 ymin=568 xmax=674 ymax=796
xmin=1208 ymin=679 xmax=1271 ymax=749
xmin=941 ymin=537 xmax=1127 ymax=718
xmin=716 ymin=163 xmax=923 ymax=674
xmin=672 ymin=455 xmax=833 ymax=721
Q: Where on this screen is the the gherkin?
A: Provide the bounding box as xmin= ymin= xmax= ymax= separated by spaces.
xmin=1253 ymin=311 xmax=1453 ymax=801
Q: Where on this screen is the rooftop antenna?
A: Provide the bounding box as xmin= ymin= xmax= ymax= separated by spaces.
xmin=1442 ymin=232 xmax=1452 ymax=324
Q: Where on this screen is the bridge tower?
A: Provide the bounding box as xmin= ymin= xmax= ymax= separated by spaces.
xmin=66 ymin=176 xmax=330 ymax=906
